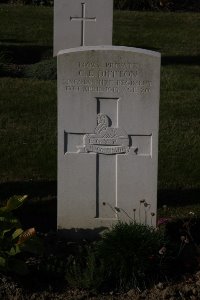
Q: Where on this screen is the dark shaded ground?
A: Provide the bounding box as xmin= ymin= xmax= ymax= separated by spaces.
xmin=0 ymin=180 xmax=200 ymax=233
xmin=1 ymin=271 xmax=200 ymax=299
xmin=1 ymin=181 xmax=200 ymax=299
xmin=158 ymin=188 xmax=200 ymax=207
xmin=0 ymin=44 xmax=52 ymax=64
xmin=0 ymin=181 xmax=57 ymax=232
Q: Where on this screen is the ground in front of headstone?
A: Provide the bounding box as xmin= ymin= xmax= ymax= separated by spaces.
xmin=1 ymin=271 xmax=200 ymax=300
xmin=0 ymin=227 xmax=200 ymax=300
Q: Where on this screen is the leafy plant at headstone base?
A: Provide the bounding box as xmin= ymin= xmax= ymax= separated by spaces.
xmin=0 ymin=195 xmax=43 ymax=275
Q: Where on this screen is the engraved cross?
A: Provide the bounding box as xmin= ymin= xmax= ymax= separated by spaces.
xmin=70 ymin=3 xmax=96 ymax=46
xmin=64 ymin=97 xmax=152 ymax=219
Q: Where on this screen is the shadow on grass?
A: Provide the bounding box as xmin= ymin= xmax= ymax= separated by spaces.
xmin=124 ymin=45 xmax=200 ymax=66
xmin=158 ymin=188 xmax=200 ymax=207
xmin=0 ymin=44 xmax=52 ymax=64
xmin=0 ymin=181 xmax=199 ymax=232
xmin=0 ymin=180 xmax=57 ymax=232
xmin=58 ymin=228 xmax=108 ymax=241
xmin=162 ymin=55 xmax=200 ymax=65
xmin=1 ymin=38 xmax=31 ymax=44
xmin=0 ymin=180 xmax=56 ymax=201
xmin=1 ymin=42 xmax=200 ymax=67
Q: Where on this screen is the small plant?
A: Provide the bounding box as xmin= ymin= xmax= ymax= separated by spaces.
xmin=65 ymin=243 xmax=105 ymax=291
xmin=0 ymin=195 xmax=43 ymax=275
xmin=156 ymin=210 xmax=200 ymax=277
xmin=65 ymin=222 xmax=166 ymax=291
xmin=103 ymin=199 xmax=156 ymax=225
xmin=96 ymin=222 xmax=165 ymax=290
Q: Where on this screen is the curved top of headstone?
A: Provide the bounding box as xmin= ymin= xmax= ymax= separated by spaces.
xmin=58 ymin=45 xmax=161 ymax=58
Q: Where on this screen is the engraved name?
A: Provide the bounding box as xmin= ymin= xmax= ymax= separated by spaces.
xmin=79 ymin=69 xmax=138 ymax=78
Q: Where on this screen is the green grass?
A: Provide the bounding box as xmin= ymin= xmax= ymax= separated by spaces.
xmin=159 ymin=65 xmax=200 ymax=190
xmin=0 ymin=5 xmax=53 ymax=63
xmin=0 ymin=7 xmax=199 ymax=60
xmin=113 ymin=11 xmax=200 ymax=57
xmin=0 ymin=78 xmax=56 ymax=181
xmin=0 ymin=5 xmax=52 ymax=47
xmin=0 ymin=5 xmax=199 ymax=208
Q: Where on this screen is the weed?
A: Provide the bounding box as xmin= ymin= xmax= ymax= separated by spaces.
xmin=64 ymin=212 xmax=200 ymax=291
xmin=66 ymin=244 xmax=105 ymax=291
xmin=96 ymin=222 xmax=165 ymax=290
xmin=64 ymin=222 xmax=165 ymax=291
xmin=157 ymin=211 xmax=200 ymax=276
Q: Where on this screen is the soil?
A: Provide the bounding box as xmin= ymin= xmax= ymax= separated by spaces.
xmin=1 ymin=271 xmax=200 ymax=300
xmin=1 ymin=222 xmax=200 ymax=300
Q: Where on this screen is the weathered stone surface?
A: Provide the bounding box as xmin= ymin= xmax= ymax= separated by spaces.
xmin=57 ymin=46 xmax=160 ymax=232
xmin=54 ymin=0 xmax=113 ymax=56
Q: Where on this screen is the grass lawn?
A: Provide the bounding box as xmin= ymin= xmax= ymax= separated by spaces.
xmin=0 ymin=5 xmax=199 ymax=216
xmin=0 ymin=5 xmax=52 ymax=46
xmin=113 ymin=11 xmax=200 ymax=57
xmin=0 ymin=78 xmax=56 ymax=181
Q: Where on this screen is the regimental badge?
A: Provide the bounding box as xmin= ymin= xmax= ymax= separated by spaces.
xmin=78 ymin=114 xmax=130 ymax=155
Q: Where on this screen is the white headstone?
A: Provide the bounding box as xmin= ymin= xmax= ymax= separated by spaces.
xmin=54 ymin=0 xmax=113 ymax=56
xmin=57 ymin=46 xmax=160 ymax=233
